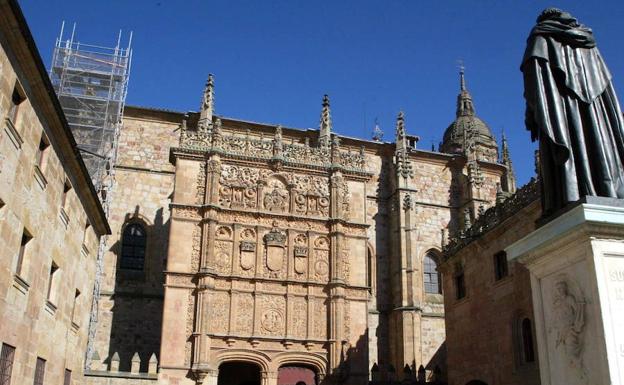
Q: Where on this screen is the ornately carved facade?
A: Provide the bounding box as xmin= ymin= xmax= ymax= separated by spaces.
xmin=90 ymin=71 xmax=516 ymax=385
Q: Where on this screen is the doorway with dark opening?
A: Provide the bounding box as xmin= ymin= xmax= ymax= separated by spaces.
xmin=218 ymin=361 xmax=261 ymax=385
xmin=277 ymin=364 xmax=317 ymax=385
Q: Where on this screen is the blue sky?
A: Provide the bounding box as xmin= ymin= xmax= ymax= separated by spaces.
xmin=18 ymin=0 xmax=624 ymax=185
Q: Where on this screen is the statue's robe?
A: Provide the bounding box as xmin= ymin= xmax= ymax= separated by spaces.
xmin=522 ymin=25 xmax=624 ymax=215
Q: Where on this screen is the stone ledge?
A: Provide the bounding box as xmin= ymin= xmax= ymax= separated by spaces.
xmin=84 ymin=370 xmax=158 ymax=380
xmin=12 ymin=273 xmax=29 ymax=294
xmin=33 ymin=165 xmax=47 ymax=190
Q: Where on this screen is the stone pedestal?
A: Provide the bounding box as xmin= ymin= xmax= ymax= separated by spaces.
xmin=507 ymin=200 xmax=624 ymax=385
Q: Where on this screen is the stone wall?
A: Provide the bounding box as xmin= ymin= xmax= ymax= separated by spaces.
xmin=0 ymin=5 xmax=107 ymax=384
xmin=440 ymin=188 xmax=541 ymax=385
xmin=90 ymin=108 xmax=179 ymax=376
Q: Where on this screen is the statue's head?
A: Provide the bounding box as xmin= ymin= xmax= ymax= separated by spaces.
xmin=537 ymin=7 xmax=579 ymax=27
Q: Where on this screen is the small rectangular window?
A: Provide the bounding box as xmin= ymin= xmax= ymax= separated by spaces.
xmin=35 ymin=134 xmax=50 ymax=172
xmin=455 ymin=273 xmax=466 ymax=300
xmin=63 ymin=369 xmax=71 ymax=385
xmin=71 ymin=289 xmax=80 ymax=323
xmin=46 ymin=262 xmax=58 ymax=302
xmin=16 ymin=229 xmax=32 ymax=275
xmin=33 ymin=357 xmax=45 ymax=385
xmin=0 ymin=344 xmax=16 ymax=385
xmin=8 ymin=84 xmax=25 ymax=124
xmin=62 ymin=180 xmax=72 ymax=208
xmin=494 ymin=251 xmax=509 ymax=280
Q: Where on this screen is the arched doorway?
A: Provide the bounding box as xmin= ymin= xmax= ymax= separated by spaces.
xmin=465 ymin=380 xmax=488 ymax=385
xmin=277 ymin=364 xmax=317 ymax=385
xmin=218 ymin=361 xmax=261 ymax=385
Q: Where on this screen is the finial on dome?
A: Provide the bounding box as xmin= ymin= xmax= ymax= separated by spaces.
xmin=458 ymin=60 xmax=466 ymax=92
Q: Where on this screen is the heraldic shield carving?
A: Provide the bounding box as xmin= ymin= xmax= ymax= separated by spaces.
xmin=264 ymin=227 xmax=287 ymax=271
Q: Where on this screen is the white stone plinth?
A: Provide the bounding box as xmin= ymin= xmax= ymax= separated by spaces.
xmin=507 ymin=202 xmax=624 ymax=385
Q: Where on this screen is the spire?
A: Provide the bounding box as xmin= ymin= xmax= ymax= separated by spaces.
xmin=319 ymin=94 xmax=332 ymax=148
xmin=456 ymin=66 xmax=475 ymax=117
xmin=500 ymin=132 xmax=517 ymax=193
xmin=395 ymin=111 xmax=407 ymax=151
xmin=199 ymin=74 xmax=214 ymax=127
xmin=372 ymin=118 xmax=383 ymax=142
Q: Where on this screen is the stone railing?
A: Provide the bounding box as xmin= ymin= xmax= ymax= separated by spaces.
xmin=84 ymin=351 xmax=158 ymax=384
xmin=179 ymin=119 xmax=367 ymax=172
xmin=444 ymin=179 xmax=540 ymax=257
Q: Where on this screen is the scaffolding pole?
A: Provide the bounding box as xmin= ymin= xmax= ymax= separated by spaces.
xmin=49 ymin=23 xmax=132 ymax=370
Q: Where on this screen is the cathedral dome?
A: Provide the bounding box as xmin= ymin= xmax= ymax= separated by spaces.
xmin=440 ymin=69 xmax=498 ymax=162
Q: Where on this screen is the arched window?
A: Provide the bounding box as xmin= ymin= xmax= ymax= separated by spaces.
xmin=424 ymin=253 xmax=442 ymax=294
xmin=120 ymin=223 xmax=146 ymax=270
xmin=521 ymin=318 xmax=535 ymax=362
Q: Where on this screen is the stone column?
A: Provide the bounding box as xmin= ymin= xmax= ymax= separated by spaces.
xmin=507 ymin=199 xmax=624 ymax=385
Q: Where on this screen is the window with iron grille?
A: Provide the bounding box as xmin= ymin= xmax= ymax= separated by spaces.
xmin=423 ymin=254 xmax=442 ymax=294
xmin=494 ymin=251 xmax=509 ymax=280
xmin=120 ymin=223 xmax=146 ymax=270
xmin=63 ymin=369 xmax=71 ymax=385
xmin=33 ymin=357 xmax=45 ymax=385
xmin=0 ymin=344 xmax=16 ymax=385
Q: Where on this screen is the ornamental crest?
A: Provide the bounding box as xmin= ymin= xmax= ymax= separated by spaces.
xmin=264 ymin=227 xmax=286 ymax=271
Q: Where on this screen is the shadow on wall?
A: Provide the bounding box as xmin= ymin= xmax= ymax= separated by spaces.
xmin=105 ymin=205 xmax=169 ymax=372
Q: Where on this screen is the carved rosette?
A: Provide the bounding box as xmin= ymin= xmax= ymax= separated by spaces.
xmin=259 ymin=295 xmax=286 ymax=336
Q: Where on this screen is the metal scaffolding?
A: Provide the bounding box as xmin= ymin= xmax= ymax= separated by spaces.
xmin=50 ymin=22 xmax=132 ymax=193
xmin=49 ymin=23 xmax=132 ymax=370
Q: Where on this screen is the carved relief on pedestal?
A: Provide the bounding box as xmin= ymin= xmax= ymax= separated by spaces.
xmin=344 ymin=300 xmax=351 ymax=341
xmin=341 ymin=248 xmax=351 ymax=284
xmin=293 ymin=234 xmax=308 ymax=278
xmin=313 ymin=298 xmax=328 ymax=339
xmin=239 ymin=228 xmax=257 ymax=275
xmin=291 ymin=296 xmax=307 ymax=338
xmin=210 ymin=291 xmax=230 ymax=334
xmin=259 ymin=295 xmax=286 ymax=336
xmin=550 ymin=275 xmax=587 ymax=382
xmin=215 ymin=226 xmax=233 ymax=275
xmin=313 ymin=236 xmax=330 ymax=282
xmin=196 ymin=162 xmax=207 ymax=204
xmin=263 ymin=176 xmax=289 ymax=212
xmin=234 ymin=293 xmax=254 ymax=335
xmin=264 ymin=226 xmax=287 ymax=278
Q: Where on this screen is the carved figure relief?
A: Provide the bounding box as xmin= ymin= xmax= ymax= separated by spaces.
xmin=551 ymin=276 xmax=587 ymax=382
xmin=235 ymin=293 xmax=254 ymax=335
xmin=263 ymin=177 xmax=289 ymax=212
xmin=239 ymin=228 xmax=256 ymax=271
xmin=219 ymin=166 xmax=269 ymax=209
xmin=210 ymin=291 xmax=230 ymax=334
xmin=264 ymin=226 xmax=287 ymax=275
xmin=291 ymin=297 xmax=307 ymax=338
xmin=292 ymin=175 xmax=330 ymax=217
xmin=293 ymin=234 xmax=308 ymax=276
xmin=313 ymin=298 xmax=328 ymax=339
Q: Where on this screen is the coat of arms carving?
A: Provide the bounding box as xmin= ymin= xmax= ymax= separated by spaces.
xmin=264 ymin=227 xmax=286 ymax=271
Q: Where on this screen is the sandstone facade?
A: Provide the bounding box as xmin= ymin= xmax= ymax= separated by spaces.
xmin=0 ymin=1 xmax=109 ymax=384
xmin=440 ymin=181 xmax=541 ymax=385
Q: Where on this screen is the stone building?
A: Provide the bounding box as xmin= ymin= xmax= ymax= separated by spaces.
xmin=85 ymin=61 xmax=517 ymax=384
xmin=0 ymin=1 xmax=110 ymax=384
xmin=440 ymin=179 xmax=541 ymax=385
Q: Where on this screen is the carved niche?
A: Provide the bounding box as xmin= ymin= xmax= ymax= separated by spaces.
xmin=293 ymin=234 xmax=309 ymax=277
xmin=239 ymin=228 xmax=256 ymax=272
xmin=264 ymin=226 xmax=287 ymax=276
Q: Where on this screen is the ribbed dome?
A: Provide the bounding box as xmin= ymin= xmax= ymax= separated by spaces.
xmin=440 ymin=69 xmax=498 ymax=161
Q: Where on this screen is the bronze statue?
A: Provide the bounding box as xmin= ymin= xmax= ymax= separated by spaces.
xmin=522 ymin=8 xmax=624 ymax=215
